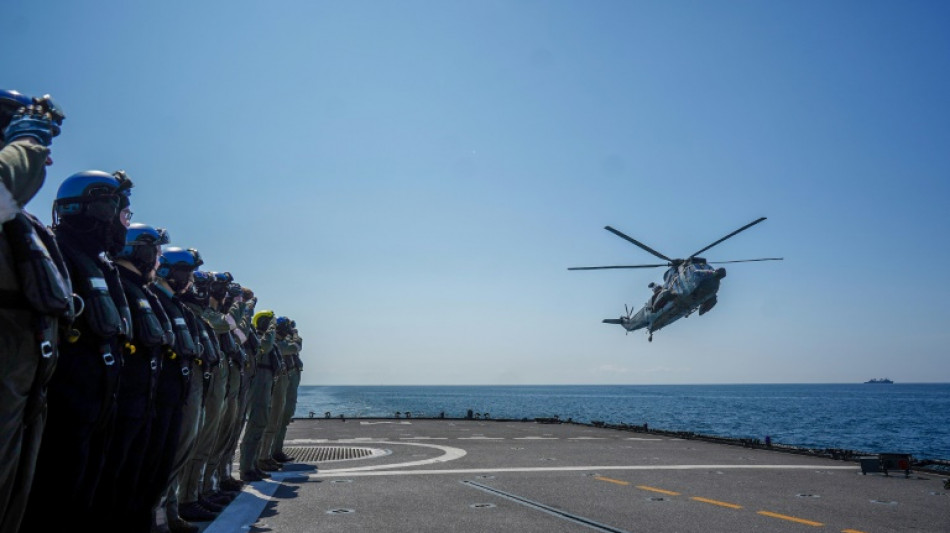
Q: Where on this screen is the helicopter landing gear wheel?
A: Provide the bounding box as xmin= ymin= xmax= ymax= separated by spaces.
xmin=648 ymin=333 xmax=653 ymax=342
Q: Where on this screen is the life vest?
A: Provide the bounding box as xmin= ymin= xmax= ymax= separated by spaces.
xmin=1 ymin=211 xmax=74 ymax=321
xmin=57 ymin=236 xmax=130 ymax=343
xmin=153 ymin=288 xmax=198 ymax=361
xmin=119 ymin=272 xmax=166 ymax=349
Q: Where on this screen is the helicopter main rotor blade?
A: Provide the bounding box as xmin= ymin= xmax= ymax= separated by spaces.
xmin=707 ymin=257 xmax=783 ymax=264
xmin=604 ymin=226 xmax=673 ymax=262
xmin=568 ymin=264 xmax=669 ymax=271
xmin=688 ymin=217 xmax=767 ymax=259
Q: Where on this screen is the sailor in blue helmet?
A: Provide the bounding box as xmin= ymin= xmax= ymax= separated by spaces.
xmin=0 ymin=89 xmax=67 ymax=533
xmin=91 ymin=223 xmax=174 ymax=533
xmin=21 ymin=169 xmax=135 ymax=533
xmin=148 ymin=247 xmax=208 ymax=533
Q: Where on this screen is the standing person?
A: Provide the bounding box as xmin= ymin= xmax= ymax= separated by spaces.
xmin=273 ymin=318 xmax=303 ymax=464
xmin=21 ymin=169 xmax=134 ymax=532
xmin=215 ymin=281 xmax=254 ymax=492
xmin=93 ymin=223 xmax=171 ymax=533
xmin=152 ymin=247 xmax=206 ymax=533
xmin=239 ymin=310 xmax=278 ymax=481
xmin=259 ymin=317 xmax=297 ymax=472
xmin=177 ymin=271 xmax=227 ymax=522
xmin=199 ymin=272 xmax=244 ymax=505
xmin=0 ymin=89 xmax=68 ymax=533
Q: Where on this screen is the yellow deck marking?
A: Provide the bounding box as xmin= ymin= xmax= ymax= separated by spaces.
xmin=691 ymin=496 xmax=742 ymax=509
xmin=594 ymin=476 xmax=630 ymax=486
xmin=841 ymin=530 xmax=868 ymax=533
xmin=636 ymin=485 xmax=681 ymax=496
xmin=757 ymin=510 xmax=824 ymax=527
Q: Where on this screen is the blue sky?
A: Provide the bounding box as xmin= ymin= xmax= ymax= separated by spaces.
xmin=8 ymin=1 xmax=950 ymax=385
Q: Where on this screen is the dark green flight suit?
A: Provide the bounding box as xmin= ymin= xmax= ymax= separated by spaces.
xmin=274 ymin=333 xmax=303 ymax=458
xmin=0 ymin=140 xmax=56 ymax=533
xmin=239 ymin=325 xmax=276 ymax=476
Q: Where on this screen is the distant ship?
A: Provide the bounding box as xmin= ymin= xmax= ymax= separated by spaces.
xmin=865 ymin=378 xmax=894 ymax=384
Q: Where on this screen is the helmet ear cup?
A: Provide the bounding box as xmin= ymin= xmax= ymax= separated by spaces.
xmin=156 ymin=265 xmax=170 ymax=278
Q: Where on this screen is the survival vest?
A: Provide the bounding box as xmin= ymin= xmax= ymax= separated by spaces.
xmin=57 ymin=236 xmax=130 ymax=363
xmin=1 ymin=211 xmax=74 ymax=321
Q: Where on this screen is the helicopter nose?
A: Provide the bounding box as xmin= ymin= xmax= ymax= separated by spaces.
xmin=715 ymin=267 xmax=726 ymax=279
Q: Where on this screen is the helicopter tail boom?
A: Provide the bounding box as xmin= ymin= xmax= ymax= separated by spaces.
xmin=602 ymin=316 xmax=647 ymax=332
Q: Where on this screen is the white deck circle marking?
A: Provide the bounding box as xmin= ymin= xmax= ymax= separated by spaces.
xmin=311 ymin=440 xmax=468 ymax=474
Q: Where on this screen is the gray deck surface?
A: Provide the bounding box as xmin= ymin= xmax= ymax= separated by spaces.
xmin=198 ymin=419 xmax=949 ymax=533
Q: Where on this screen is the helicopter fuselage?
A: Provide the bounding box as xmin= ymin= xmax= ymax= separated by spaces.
xmin=571 ymin=217 xmax=780 ymax=341
xmin=606 ymin=261 xmax=725 ymax=337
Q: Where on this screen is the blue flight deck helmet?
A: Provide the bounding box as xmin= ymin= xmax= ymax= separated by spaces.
xmin=157 ymin=247 xmax=204 ymax=278
xmin=193 ymin=270 xmax=212 ymax=286
xmin=190 ymin=270 xmax=213 ymax=303
xmin=209 ymin=271 xmax=233 ymax=300
xmin=115 ymin=223 xmax=170 ymax=275
xmin=53 ymin=170 xmax=134 ymax=225
xmin=275 ymin=316 xmax=293 ymax=336
xmin=157 ymin=246 xmax=203 ymax=293
xmin=120 ymin=223 xmax=170 ymax=250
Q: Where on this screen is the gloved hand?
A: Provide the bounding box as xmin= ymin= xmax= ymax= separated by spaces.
xmin=228 ymin=300 xmax=244 ymax=324
xmin=259 ymin=325 xmax=276 ymax=355
xmin=3 ymin=105 xmax=60 ymax=146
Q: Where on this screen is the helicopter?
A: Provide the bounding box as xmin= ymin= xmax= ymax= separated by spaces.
xmin=569 ymin=217 xmax=782 ymax=341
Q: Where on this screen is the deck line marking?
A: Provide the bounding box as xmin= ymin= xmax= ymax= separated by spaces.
xmin=202 ymin=478 xmax=282 ymax=533
xmin=691 ymin=496 xmax=742 ymax=509
xmin=841 ymin=530 xmax=869 ymax=533
xmin=462 ymin=481 xmax=632 ymax=533
xmin=315 ymin=441 xmax=467 ymax=473
xmin=314 ymin=463 xmax=857 ymax=477
xmin=594 ymin=476 xmax=630 ymax=486
xmin=757 ymin=510 xmax=824 ymax=526
xmin=636 ymin=485 xmax=681 ymax=496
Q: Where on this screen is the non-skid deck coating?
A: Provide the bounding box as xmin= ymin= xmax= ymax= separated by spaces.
xmin=200 ymin=419 xmax=950 ymax=533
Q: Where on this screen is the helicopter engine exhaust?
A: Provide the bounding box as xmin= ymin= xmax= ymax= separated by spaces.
xmin=715 ymin=267 xmax=726 ymax=279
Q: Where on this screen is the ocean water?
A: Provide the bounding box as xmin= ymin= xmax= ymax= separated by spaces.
xmin=292 ymin=384 xmax=950 ymax=460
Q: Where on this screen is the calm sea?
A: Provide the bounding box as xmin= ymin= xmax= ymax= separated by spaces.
xmin=292 ymin=384 xmax=950 ymax=460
